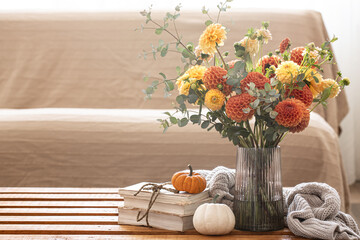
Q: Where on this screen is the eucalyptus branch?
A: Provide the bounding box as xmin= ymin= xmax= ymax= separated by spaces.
xmin=149 ymin=19 xmax=196 ymax=58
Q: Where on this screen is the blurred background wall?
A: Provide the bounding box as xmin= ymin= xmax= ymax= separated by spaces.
xmin=1 ymin=0 xmax=359 ymax=184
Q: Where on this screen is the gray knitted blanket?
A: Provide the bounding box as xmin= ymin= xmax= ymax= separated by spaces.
xmin=195 ymin=166 xmax=360 ymax=240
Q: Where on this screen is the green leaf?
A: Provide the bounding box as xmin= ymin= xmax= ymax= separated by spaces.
xmin=170 ymin=117 xmax=177 ymax=124
xmin=201 ymin=120 xmax=210 ymax=129
xmin=242 ymin=108 xmax=250 ymax=114
xmin=269 ymin=111 xmax=278 ymax=119
xmin=188 ymin=94 xmax=198 ymax=104
xmin=165 ymin=80 xmax=174 ymax=91
xmin=160 ymin=44 xmax=169 ymax=57
xmin=159 ymin=72 xmax=166 ymax=79
xmin=155 ymin=28 xmax=163 ymax=35
xmin=296 ymin=73 xmax=305 ymax=82
xmin=252 ymin=99 xmax=260 ymax=108
xmin=215 ymin=123 xmax=223 ymax=132
xmin=175 ymin=4 xmax=181 ymax=11
xmin=190 ymin=115 xmax=200 ymax=123
xmin=264 ymin=83 xmax=271 ymax=92
xmin=145 ymin=87 xmax=154 ymax=94
xmin=226 ymin=77 xmax=239 ymax=86
xmin=205 ymin=20 xmax=213 ymax=26
xmin=182 ymin=49 xmax=191 ymax=58
xmin=178 ymin=118 xmax=189 ymax=127
xmin=176 ymin=66 xmax=181 ymax=75
xmin=313 ymin=75 xmax=319 ymax=83
xmin=321 ymin=87 xmax=331 ymax=101
xmin=229 ymin=126 xmax=249 ymax=138
xmin=176 ymin=95 xmax=185 ymax=104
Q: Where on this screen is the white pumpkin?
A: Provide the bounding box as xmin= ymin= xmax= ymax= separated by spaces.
xmin=193 ymin=202 xmax=235 ymax=235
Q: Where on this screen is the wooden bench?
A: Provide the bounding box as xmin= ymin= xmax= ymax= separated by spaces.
xmin=0 ymin=187 xmax=305 ymax=239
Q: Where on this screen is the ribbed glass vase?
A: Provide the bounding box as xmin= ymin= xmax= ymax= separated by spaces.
xmin=233 ymin=147 xmax=284 ymax=231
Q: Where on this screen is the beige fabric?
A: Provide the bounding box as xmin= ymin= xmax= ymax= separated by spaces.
xmin=0 ymin=109 xmax=349 ymax=211
xmin=0 ymin=10 xmax=348 ymax=133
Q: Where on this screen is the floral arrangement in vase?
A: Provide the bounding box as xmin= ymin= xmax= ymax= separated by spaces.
xmin=138 ymin=0 xmax=350 ymax=232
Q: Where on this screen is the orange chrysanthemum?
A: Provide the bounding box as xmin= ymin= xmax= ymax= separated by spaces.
xmin=290 ymin=47 xmax=305 ymax=66
xmin=285 ymin=84 xmax=313 ymax=108
xmin=199 ymin=23 xmax=227 ymax=55
xmin=279 ymin=38 xmax=291 ymax=54
xmin=275 ymin=98 xmax=305 ymax=128
xmin=240 ymin=72 xmax=270 ymax=92
xmin=258 ymin=55 xmax=281 ymax=78
xmin=227 ymin=60 xmax=240 ymax=69
xmin=225 ymin=93 xmax=256 ymax=122
xmin=289 ymin=109 xmax=310 ymax=133
xmin=203 ymin=66 xmax=232 ymax=96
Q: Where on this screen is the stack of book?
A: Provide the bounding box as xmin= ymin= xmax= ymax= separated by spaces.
xmin=118 ymin=182 xmax=211 ymax=231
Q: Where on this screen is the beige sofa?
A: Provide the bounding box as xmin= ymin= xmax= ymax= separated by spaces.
xmin=0 ymin=10 xmax=350 ymax=210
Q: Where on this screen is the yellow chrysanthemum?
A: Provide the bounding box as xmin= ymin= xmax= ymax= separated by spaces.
xmin=187 ymin=65 xmax=207 ymax=80
xmin=240 ymin=37 xmax=259 ymax=55
xmin=319 ymin=78 xmax=340 ymax=98
xmin=176 ymin=73 xmax=189 ymax=88
xmin=304 ymin=69 xmax=323 ymax=97
xmin=199 ymin=23 xmax=227 ymax=55
xmin=275 ymin=61 xmax=299 ymax=84
xmin=179 ymin=82 xmax=191 ymax=96
xmin=204 ymin=89 xmax=226 ymax=111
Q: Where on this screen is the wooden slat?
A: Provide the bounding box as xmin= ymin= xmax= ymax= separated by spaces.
xmin=0 ymin=224 xmax=171 ymax=234
xmin=0 ymin=188 xmax=119 ymax=194
xmin=0 ymin=193 xmax=122 ymax=201
xmin=0 ymin=216 xmax=118 ymax=225
xmin=0 ymin=224 xmax=295 ymax=236
xmin=0 ymin=201 xmax=122 ymax=208
xmin=0 ymin=208 xmax=118 ymax=216
xmin=0 ymin=188 xmax=302 ymax=239
xmin=0 ymin=235 xmax=305 ymax=240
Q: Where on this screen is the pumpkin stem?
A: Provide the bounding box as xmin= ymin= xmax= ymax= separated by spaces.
xmin=212 ymin=194 xmax=220 ymax=203
xmin=188 ymin=164 xmax=193 ymax=176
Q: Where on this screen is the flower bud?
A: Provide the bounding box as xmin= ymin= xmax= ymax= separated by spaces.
xmin=341 ymin=77 xmax=350 ymax=86
xmin=223 ymin=51 xmax=229 ymax=57
xmin=275 ymin=49 xmax=281 ymax=54
xmin=234 ymin=42 xmax=241 ymax=48
xmin=217 ymin=84 xmax=223 ymax=90
xmin=191 ymin=83 xmax=197 ymax=90
xmin=307 ymin=42 xmax=316 ymax=50
xmin=186 ymin=44 xmax=194 ymax=52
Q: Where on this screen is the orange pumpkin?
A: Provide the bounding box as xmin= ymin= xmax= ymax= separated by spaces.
xmin=171 ymin=164 xmax=207 ymax=194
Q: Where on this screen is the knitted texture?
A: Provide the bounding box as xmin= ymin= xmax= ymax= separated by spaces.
xmin=194 ymin=166 xmax=360 ymax=240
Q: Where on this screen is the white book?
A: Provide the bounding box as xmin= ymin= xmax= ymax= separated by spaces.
xmin=118 ymin=206 xmax=194 ymax=232
xmin=118 ymin=182 xmax=210 ymax=205
xmin=123 ymin=196 xmax=211 ymax=216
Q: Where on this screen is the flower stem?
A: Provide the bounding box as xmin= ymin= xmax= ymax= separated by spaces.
xmin=216 ymin=46 xmax=228 ymax=70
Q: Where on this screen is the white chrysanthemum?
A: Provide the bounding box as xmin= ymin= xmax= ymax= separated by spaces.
xmin=240 ymin=37 xmax=259 ymax=55
xmin=257 ymin=28 xmax=272 ymax=44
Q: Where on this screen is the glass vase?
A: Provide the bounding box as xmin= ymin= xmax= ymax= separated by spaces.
xmin=233 ymin=147 xmax=284 ymax=231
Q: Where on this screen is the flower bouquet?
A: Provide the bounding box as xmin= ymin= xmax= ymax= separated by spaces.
xmin=138 ymin=1 xmax=349 ymax=232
